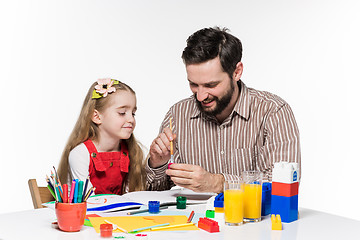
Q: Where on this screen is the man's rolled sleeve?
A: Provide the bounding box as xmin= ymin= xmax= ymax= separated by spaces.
xmin=145 ymin=156 xmax=174 ymax=190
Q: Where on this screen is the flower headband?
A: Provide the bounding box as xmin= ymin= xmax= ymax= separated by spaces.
xmin=92 ymin=78 xmax=120 ymax=99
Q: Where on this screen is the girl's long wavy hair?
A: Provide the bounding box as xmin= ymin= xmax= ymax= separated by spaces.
xmin=58 ymin=80 xmax=145 ymax=193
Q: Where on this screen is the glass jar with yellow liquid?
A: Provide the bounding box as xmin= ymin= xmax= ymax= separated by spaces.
xmin=242 ymin=171 xmax=263 ymax=222
xmin=224 ymin=180 xmax=244 ymax=226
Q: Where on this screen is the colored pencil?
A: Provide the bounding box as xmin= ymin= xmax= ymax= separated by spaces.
xmin=50 ymin=172 xmax=63 ymax=195
xmin=53 ymin=184 xmax=59 ymax=201
xmin=55 ymin=183 xmax=62 ymax=203
xmin=187 ymin=210 xmax=195 ymax=223
xmin=53 ymin=166 xmax=61 ymax=185
xmin=50 ymin=173 xmax=56 ymax=184
xmin=83 ymin=187 xmax=95 ymax=202
xmin=169 ymin=118 xmax=174 ymax=164
xmin=47 ymin=185 xmax=56 ymax=200
xmin=46 ymin=175 xmax=54 ymax=193
xmin=58 ymin=184 xmax=64 ymax=201
xmin=83 ymin=186 xmax=93 ymax=201
xmin=82 ymin=176 xmax=89 ymax=202
xmin=151 ymin=222 xmax=195 ymax=231
xmin=130 ymin=223 xmax=170 ymax=233
xmin=53 ymin=167 xmax=63 ymax=194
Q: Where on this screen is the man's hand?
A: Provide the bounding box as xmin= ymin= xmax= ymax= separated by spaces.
xmin=166 ymin=163 xmax=224 ymax=193
xmin=149 ymin=127 xmax=176 ymax=168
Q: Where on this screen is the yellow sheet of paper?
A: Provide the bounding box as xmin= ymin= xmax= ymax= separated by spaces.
xmin=89 ymin=215 xmax=199 ymax=233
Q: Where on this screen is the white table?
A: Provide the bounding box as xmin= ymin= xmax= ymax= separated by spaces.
xmin=0 ymin=207 xmax=359 ymax=240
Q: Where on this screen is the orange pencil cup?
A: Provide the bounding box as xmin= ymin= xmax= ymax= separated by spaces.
xmin=55 ymin=202 xmax=87 ymax=232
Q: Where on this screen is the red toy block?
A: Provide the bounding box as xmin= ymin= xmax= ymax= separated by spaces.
xmin=272 ymin=182 xmax=299 ymax=197
xmin=198 ymin=217 xmax=219 ymax=233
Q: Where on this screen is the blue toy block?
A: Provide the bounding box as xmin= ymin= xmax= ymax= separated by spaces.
xmin=214 ymin=193 xmax=224 ymax=208
xmin=271 ymin=195 xmax=298 ymax=223
xmin=262 ymin=182 xmax=272 ymax=216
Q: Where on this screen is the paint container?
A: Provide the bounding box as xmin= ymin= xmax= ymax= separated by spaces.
xmin=176 ymin=196 xmax=187 ymax=209
xmin=148 ymin=201 xmax=160 ymax=213
xmin=100 ymin=223 xmax=113 ymax=238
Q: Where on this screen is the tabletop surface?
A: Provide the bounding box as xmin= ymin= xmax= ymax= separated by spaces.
xmin=0 ymin=206 xmax=359 ymax=240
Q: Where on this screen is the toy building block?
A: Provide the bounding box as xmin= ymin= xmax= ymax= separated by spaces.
xmin=206 ymin=210 xmax=215 ymax=218
xmin=198 ymin=217 xmax=220 ymax=233
xmin=214 ymin=193 xmax=224 ymax=213
xmin=271 ymin=195 xmax=298 ymax=223
xmin=262 ymin=182 xmax=272 ymax=216
xmin=271 ymin=214 xmax=282 ymax=230
xmin=272 ymin=162 xmax=299 ymax=183
xmin=271 ymin=161 xmax=299 ymax=223
xmin=272 ymin=181 xmax=299 ymax=197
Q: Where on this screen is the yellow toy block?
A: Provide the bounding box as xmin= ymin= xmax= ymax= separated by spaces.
xmin=214 ymin=207 xmax=224 ymax=213
xmin=271 ymin=214 xmax=282 ymax=230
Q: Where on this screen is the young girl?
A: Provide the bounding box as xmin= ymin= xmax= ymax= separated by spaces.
xmin=58 ymin=78 xmax=145 ymax=194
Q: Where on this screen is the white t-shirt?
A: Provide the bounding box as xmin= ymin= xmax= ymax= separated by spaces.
xmin=68 ymin=143 xmax=94 ymax=189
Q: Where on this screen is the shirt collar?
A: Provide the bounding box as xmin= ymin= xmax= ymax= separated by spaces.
xmin=233 ymin=80 xmax=251 ymax=120
xmin=190 ymin=95 xmax=201 ymax=119
xmin=189 ymin=80 xmax=251 ymax=121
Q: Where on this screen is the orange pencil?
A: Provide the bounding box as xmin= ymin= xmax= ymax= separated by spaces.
xmin=187 ymin=210 xmax=195 ymax=223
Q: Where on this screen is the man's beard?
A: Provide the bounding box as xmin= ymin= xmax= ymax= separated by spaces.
xmin=195 ymin=80 xmax=235 ymax=117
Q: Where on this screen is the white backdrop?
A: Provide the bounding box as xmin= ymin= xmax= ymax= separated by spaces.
xmin=1 ymin=0 xmax=359 ymax=221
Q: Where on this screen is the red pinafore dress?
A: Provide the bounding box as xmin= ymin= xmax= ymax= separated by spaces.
xmin=83 ymin=139 xmax=130 ymax=195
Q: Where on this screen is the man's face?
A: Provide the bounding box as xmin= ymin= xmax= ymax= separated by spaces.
xmin=186 ymin=57 xmax=236 ymax=117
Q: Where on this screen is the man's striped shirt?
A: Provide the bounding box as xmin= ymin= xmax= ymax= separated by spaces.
xmin=146 ymin=81 xmax=301 ymax=191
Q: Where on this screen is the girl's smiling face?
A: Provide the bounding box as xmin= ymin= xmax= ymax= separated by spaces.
xmin=94 ymin=90 xmax=137 ymax=145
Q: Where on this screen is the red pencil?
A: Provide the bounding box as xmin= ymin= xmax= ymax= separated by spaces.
xmin=187 ymin=210 xmax=195 ymax=223
xmin=62 ymin=184 xmax=68 ymax=203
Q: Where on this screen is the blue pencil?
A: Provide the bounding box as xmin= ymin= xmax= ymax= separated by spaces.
xmin=130 ymin=223 xmax=170 ymax=233
xmin=82 ymin=176 xmax=89 ymax=202
xmin=73 ymin=179 xmax=79 ymax=203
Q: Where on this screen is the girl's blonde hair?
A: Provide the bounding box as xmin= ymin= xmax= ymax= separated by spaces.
xmin=58 ymin=80 xmax=145 ymax=193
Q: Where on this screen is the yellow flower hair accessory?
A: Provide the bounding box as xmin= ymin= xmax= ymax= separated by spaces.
xmin=92 ymin=78 xmax=120 ymax=99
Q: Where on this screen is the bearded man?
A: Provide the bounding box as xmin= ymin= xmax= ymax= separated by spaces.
xmin=146 ymin=27 xmax=301 ymax=193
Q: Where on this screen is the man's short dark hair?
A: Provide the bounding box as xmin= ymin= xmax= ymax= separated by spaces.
xmin=181 ymin=27 xmax=243 ymax=79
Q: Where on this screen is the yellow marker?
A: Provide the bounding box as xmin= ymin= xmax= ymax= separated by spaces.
xmin=271 ymin=214 xmax=282 ymax=230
